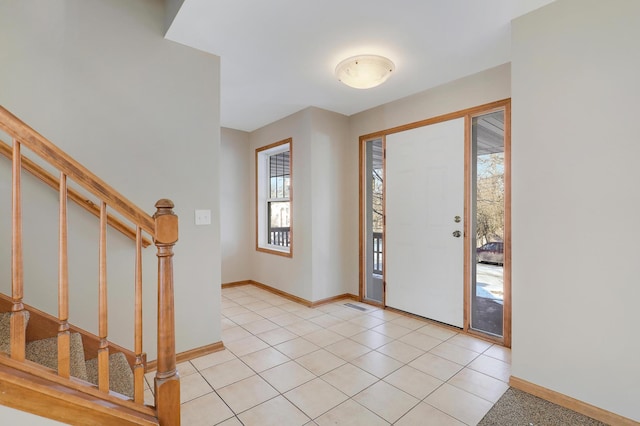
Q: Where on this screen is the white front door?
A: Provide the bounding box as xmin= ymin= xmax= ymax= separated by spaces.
xmin=385 ymin=118 xmax=465 ymax=327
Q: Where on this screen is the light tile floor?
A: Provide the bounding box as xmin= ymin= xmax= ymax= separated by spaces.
xmin=146 ymin=285 xmax=511 ymax=425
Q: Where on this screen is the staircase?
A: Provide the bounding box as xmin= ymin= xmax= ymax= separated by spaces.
xmin=0 ymin=106 xmax=181 ymax=425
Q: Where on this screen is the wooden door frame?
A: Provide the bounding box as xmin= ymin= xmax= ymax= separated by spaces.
xmin=358 ymin=98 xmax=511 ymax=347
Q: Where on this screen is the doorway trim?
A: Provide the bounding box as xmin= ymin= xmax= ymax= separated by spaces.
xmin=358 ymin=98 xmax=511 ymax=347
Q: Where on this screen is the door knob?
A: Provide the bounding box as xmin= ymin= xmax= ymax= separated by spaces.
xmin=452 ymin=230 xmax=461 ymax=238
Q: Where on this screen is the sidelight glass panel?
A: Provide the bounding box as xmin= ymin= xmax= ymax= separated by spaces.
xmin=364 ymin=138 xmax=384 ymax=304
xmin=471 ymin=111 xmax=505 ymax=337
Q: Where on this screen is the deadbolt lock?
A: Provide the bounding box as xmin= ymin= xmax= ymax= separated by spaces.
xmin=452 ymin=230 xmax=461 ymax=238
xmin=454 ymin=216 xmax=461 ymax=223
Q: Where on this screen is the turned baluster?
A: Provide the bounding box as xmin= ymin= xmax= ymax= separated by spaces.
xmin=58 ymin=172 xmax=71 ymax=378
xmin=133 ymin=226 xmax=145 ymax=403
xmin=10 ymin=139 xmax=26 ymax=361
xmin=97 ymin=202 xmax=109 ymax=392
xmin=153 ymin=199 xmax=180 ymax=425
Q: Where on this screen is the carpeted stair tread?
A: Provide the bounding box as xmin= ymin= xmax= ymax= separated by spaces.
xmin=85 ymin=351 xmax=134 ymax=398
xmin=0 ymin=311 xmax=31 ymax=354
xmin=25 ymin=332 xmax=89 ymax=381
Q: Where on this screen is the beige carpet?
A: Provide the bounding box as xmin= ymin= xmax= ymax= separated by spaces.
xmin=479 ymin=388 xmax=609 ymax=426
xmin=0 ymin=311 xmax=30 ymax=354
xmin=26 ymin=332 xmax=89 ymax=381
xmin=86 ymin=352 xmax=135 ymax=398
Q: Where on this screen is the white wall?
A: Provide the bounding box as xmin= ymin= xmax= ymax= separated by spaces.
xmin=309 ymin=108 xmax=350 ymax=301
xmin=511 ymin=0 xmax=640 ymax=421
xmin=164 ymin=0 xmax=185 ymax=32
xmin=220 ymin=128 xmax=251 ymax=283
xmin=0 ymin=0 xmax=221 ymax=358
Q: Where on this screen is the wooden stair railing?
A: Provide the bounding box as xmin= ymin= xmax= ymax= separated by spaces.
xmin=0 ymin=106 xmax=180 ymax=425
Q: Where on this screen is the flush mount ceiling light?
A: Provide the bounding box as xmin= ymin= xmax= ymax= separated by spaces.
xmin=335 ymin=55 xmax=395 ymax=89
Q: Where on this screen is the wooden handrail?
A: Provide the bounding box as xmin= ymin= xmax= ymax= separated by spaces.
xmin=0 ymin=139 xmax=152 ymax=248
xmin=0 ymin=107 xmax=155 ymax=234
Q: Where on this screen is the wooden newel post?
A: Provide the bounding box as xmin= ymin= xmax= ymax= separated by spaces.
xmin=153 ymin=199 xmax=180 ymax=426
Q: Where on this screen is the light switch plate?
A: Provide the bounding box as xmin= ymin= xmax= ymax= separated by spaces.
xmin=194 ymin=209 xmax=211 ymax=225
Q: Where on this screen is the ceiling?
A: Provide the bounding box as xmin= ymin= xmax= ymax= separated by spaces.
xmin=166 ymin=0 xmax=555 ymax=132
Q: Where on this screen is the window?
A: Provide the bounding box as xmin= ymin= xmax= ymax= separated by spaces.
xmin=256 ymin=138 xmax=292 ymax=256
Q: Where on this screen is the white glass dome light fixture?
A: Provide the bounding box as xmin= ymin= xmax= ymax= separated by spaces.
xmin=335 ymin=55 xmax=395 ymax=89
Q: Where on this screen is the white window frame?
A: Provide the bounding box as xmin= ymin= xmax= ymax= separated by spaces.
xmin=256 ymin=138 xmax=292 ymax=257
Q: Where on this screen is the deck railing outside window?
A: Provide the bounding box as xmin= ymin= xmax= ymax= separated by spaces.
xmin=373 ymin=232 xmax=383 ymax=275
xmin=269 ymin=226 xmax=290 ymax=247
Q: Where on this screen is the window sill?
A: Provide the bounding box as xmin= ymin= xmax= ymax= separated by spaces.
xmin=256 ymin=246 xmax=292 ymax=258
